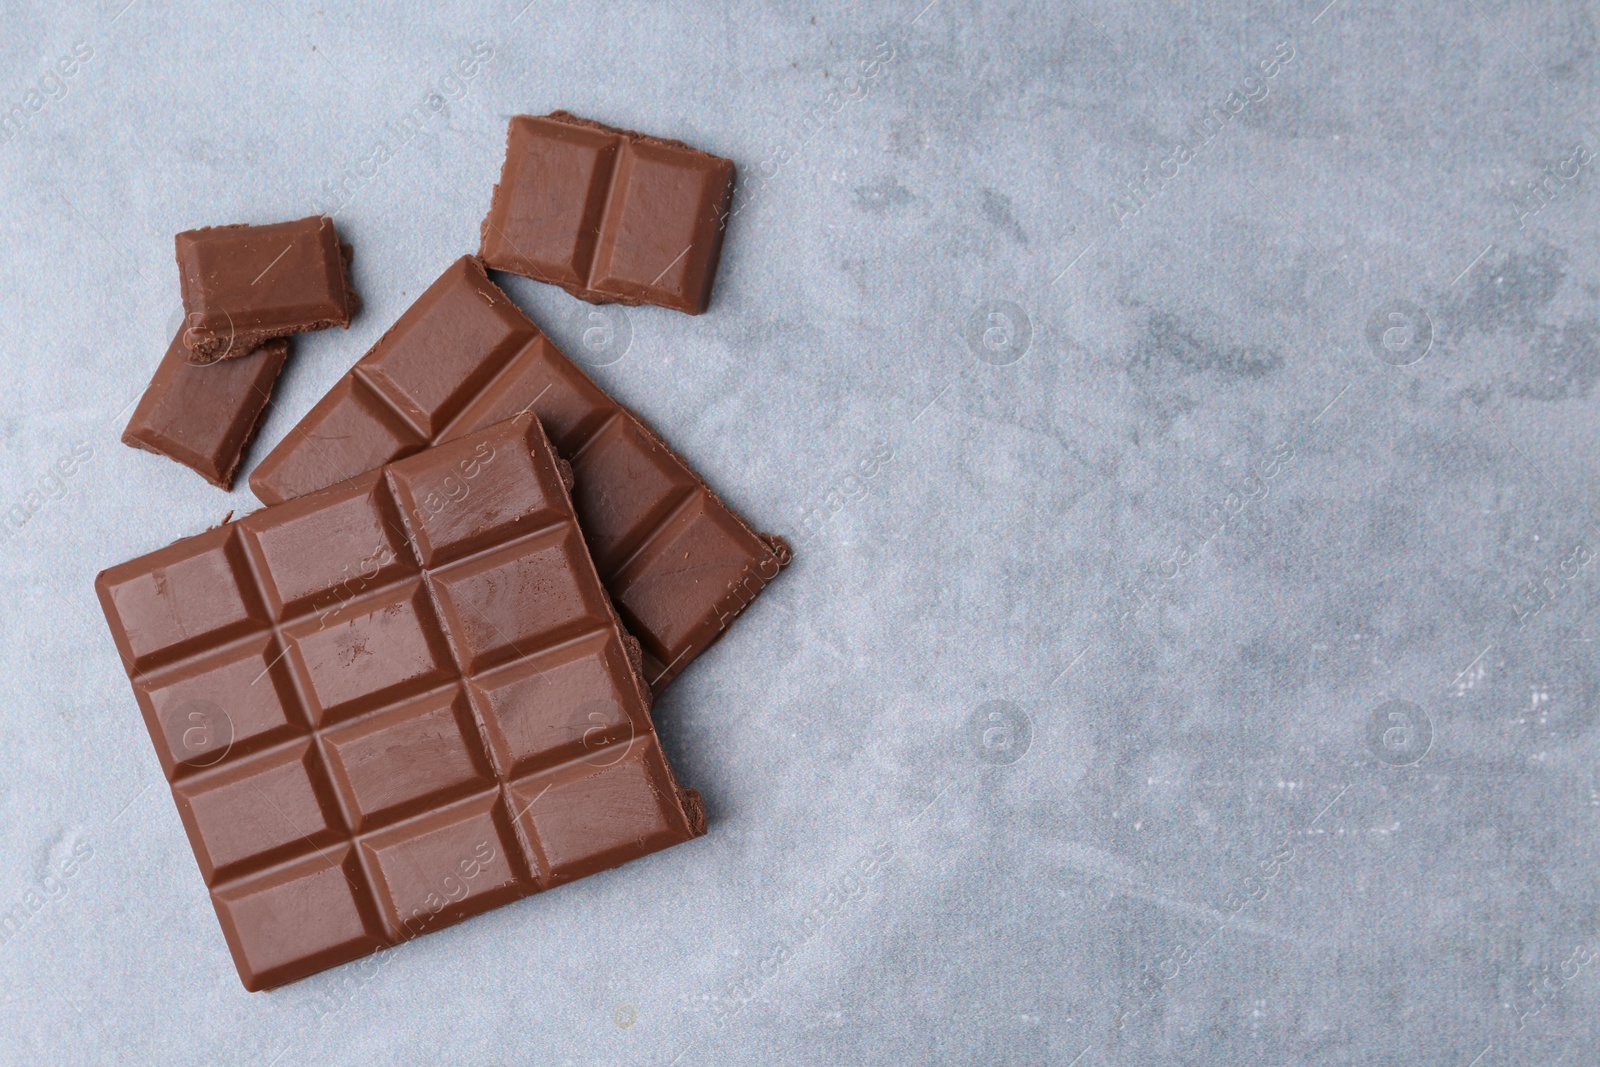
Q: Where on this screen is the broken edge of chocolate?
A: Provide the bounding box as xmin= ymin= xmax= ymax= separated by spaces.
xmin=122 ymin=331 xmax=291 ymax=490
xmin=176 ymin=216 xmax=356 ymax=362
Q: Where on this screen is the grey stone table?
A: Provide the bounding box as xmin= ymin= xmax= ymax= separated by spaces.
xmin=0 ymin=1 xmax=1596 ymax=1064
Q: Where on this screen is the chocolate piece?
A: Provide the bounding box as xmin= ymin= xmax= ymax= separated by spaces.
xmin=176 ymin=216 xmax=356 ymax=362
xmin=480 ymin=112 xmax=735 ymax=315
xmin=96 ymin=415 xmax=705 ymax=991
xmin=121 ymin=329 xmax=290 ymax=490
xmin=250 ymin=256 xmax=788 ymax=693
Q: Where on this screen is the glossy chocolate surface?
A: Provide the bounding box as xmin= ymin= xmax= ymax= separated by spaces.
xmin=176 ymin=216 xmax=356 ymax=361
xmin=250 ymin=256 xmax=788 ymax=692
xmin=121 ymin=330 xmax=290 ymax=490
xmin=96 ymin=415 xmax=705 ymax=991
xmin=480 ymin=112 xmax=735 ymax=315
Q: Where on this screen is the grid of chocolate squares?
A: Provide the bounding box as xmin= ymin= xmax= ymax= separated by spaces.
xmin=100 ymin=113 xmax=787 ymax=991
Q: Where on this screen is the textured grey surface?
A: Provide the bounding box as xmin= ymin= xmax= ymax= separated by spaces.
xmin=1 ymin=0 xmax=1598 ymax=1063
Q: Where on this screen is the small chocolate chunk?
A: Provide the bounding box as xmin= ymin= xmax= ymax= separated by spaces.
xmin=121 ymin=330 xmax=290 ymax=490
xmin=176 ymin=216 xmax=356 ymax=362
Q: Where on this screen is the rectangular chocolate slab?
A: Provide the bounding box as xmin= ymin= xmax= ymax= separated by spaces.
xmin=121 ymin=330 xmax=290 ymax=490
xmin=480 ymin=112 xmax=735 ymax=315
xmin=176 ymin=216 xmax=356 ymax=362
xmin=96 ymin=414 xmax=705 ymax=991
xmin=250 ymin=256 xmax=788 ymax=693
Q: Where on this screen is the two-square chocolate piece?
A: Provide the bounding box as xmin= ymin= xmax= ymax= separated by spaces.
xmin=480 ymin=112 xmax=735 ymax=314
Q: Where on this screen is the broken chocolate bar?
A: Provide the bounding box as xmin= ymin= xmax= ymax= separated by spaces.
xmin=249 ymin=256 xmax=788 ymax=693
xmin=121 ymin=329 xmax=290 ymax=490
xmin=176 ymin=216 xmax=356 ymax=362
xmin=95 ymin=414 xmax=705 ymax=991
xmin=480 ymin=111 xmax=735 ymax=315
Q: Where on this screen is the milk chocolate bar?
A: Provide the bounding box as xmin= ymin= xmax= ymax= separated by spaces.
xmin=176 ymin=216 xmax=356 ymax=362
xmin=121 ymin=330 xmax=290 ymax=490
xmin=480 ymin=112 xmax=735 ymax=314
xmin=250 ymin=256 xmax=788 ymax=692
xmin=96 ymin=415 xmax=705 ymax=991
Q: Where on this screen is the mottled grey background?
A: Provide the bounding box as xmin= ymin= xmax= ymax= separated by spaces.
xmin=0 ymin=0 xmax=1597 ymax=1063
